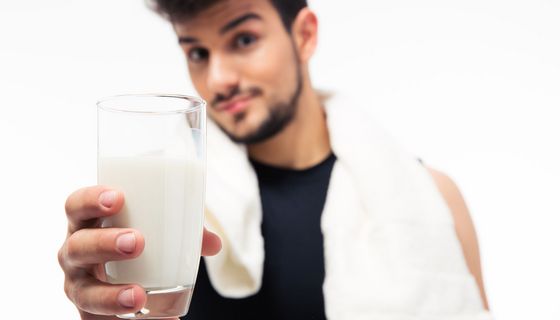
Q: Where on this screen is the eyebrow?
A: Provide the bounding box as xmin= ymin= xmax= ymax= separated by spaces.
xmin=220 ymin=13 xmax=262 ymax=34
xmin=178 ymin=36 xmax=198 ymax=44
xmin=178 ymin=12 xmax=262 ymax=44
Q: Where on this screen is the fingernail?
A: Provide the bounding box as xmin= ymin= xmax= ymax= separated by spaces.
xmin=116 ymin=233 xmax=136 ymax=254
xmin=118 ymin=288 xmax=135 ymax=308
xmin=99 ymin=191 xmax=117 ymax=208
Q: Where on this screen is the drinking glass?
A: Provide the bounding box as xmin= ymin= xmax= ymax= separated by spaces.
xmin=97 ymin=94 xmax=206 ymax=319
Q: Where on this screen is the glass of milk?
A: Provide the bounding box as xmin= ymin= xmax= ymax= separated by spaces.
xmin=97 ymin=94 xmax=206 ymax=319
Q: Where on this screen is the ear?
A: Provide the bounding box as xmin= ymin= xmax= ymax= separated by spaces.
xmin=291 ymin=8 xmax=318 ymax=64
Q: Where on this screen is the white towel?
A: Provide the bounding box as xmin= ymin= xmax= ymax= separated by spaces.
xmin=203 ymin=93 xmax=492 ymax=319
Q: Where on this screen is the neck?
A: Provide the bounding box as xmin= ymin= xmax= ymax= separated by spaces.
xmin=247 ymin=83 xmax=331 ymax=169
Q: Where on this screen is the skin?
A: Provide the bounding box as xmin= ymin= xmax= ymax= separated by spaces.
xmin=427 ymin=168 xmax=490 ymax=309
xmin=58 ymin=186 xmax=222 ymax=320
xmin=58 ymin=0 xmax=488 ymax=318
xmin=174 ymin=0 xmax=329 ymax=168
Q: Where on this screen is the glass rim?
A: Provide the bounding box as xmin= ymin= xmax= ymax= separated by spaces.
xmin=97 ymin=93 xmax=206 ymax=115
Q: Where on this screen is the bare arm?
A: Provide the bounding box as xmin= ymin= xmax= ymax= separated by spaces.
xmin=426 ymin=167 xmax=490 ymax=310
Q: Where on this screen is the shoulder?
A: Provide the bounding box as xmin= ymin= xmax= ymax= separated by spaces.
xmin=425 ymin=166 xmax=464 ymax=207
xmin=424 ymin=165 xmax=490 ymax=310
xmin=424 ymin=167 xmax=479 ymax=252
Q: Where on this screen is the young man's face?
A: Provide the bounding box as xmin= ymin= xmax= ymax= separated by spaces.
xmin=174 ymin=0 xmax=303 ymax=144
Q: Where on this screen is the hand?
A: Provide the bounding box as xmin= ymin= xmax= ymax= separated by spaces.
xmin=58 ymin=186 xmax=222 ymax=320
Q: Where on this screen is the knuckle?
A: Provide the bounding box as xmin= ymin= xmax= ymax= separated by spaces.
xmin=71 ymin=278 xmax=90 ymax=311
xmin=98 ymin=286 xmax=116 ymax=310
xmin=65 ymin=188 xmax=86 ymax=215
xmin=73 ymin=279 xmax=115 ymax=315
xmin=72 ymin=287 xmax=86 ymax=310
xmin=65 ymin=235 xmax=82 ymax=263
xmin=64 ymin=195 xmax=73 ymax=216
xmin=95 ymin=231 xmax=109 ymax=255
xmin=66 ymin=186 xmax=100 ymax=216
xmin=63 ymin=277 xmax=73 ymax=300
xmin=57 ymin=245 xmax=67 ymax=269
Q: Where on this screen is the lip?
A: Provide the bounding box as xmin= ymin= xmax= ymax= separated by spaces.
xmin=216 ymin=95 xmax=253 ymax=114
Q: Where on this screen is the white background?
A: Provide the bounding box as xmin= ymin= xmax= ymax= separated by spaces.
xmin=1 ymin=0 xmax=558 ymax=319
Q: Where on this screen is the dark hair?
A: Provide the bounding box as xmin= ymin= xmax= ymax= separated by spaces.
xmin=147 ymin=0 xmax=307 ymax=32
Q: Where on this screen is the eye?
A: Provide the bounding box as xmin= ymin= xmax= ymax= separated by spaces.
xmin=234 ymin=33 xmax=257 ymax=49
xmin=187 ymin=47 xmax=209 ymax=63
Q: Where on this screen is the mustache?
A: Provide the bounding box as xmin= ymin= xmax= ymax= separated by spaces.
xmin=211 ymin=87 xmax=263 ymax=108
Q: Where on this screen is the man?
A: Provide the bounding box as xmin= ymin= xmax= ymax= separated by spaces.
xmin=58 ymin=0 xmax=490 ymax=319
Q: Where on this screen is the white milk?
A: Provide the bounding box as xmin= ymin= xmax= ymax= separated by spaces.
xmin=98 ymin=156 xmax=205 ymax=290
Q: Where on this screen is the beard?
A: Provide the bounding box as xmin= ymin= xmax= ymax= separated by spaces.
xmin=215 ymin=61 xmax=303 ymax=145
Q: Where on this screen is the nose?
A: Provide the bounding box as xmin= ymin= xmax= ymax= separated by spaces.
xmin=207 ymin=54 xmax=239 ymax=98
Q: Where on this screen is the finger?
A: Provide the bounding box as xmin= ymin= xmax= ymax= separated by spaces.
xmin=78 ymin=310 xmax=120 ymax=320
xmin=63 ymin=228 xmax=144 ymax=269
xmin=68 ymin=276 xmax=146 ymax=316
xmin=201 ymin=228 xmax=222 ymax=256
xmin=79 ymin=313 xmax=179 ymax=320
xmin=65 ymin=186 xmax=125 ymax=233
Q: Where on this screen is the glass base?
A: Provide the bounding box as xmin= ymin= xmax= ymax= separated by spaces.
xmin=117 ymin=286 xmax=194 ymax=319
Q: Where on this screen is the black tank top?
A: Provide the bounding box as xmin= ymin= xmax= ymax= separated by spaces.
xmin=183 ymin=153 xmax=337 ymax=320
